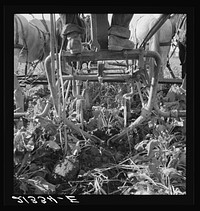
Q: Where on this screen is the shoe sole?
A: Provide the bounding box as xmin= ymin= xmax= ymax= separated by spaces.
xmin=108 ymin=45 xmax=133 ymax=51
xmin=69 ymin=49 xmax=82 ymax=54
xmin=108 ymin=45 xmax=124 ymax=51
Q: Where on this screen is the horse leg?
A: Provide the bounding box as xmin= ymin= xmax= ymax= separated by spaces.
xmin=14 ymin=52 xmax=24 ymax=112
xmin=180 ymin=74 xmax=186 ymax=92
xmin=178 ymin=42 xmax=186 ymax=79
xmin=181 ymin=46 xmax=186 ymax=80
xmin=14 ymin=74 xmax=24 ymax=112
xmin=182 ymin=63 xmax=186 ymax=79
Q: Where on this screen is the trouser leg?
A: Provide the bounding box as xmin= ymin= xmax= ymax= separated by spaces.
xmin=60 ymin=14 xmax=85 ymax=35
xmin=59 ymin=14 xmax=85 ymax=54
xmin=111 ymin=14 xmax=133 ymax=28
xmin=108 ymin=14 xmax=135 ymax=51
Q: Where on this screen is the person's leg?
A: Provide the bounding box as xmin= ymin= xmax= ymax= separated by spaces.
xmin=108 ymin=14 xmax=135 ymax=51
xmin=180 ymin=74 xmax=186 ymax=93
xmin=59 ymin=14 xmax=85 ymax=54
xmin=111 ymin=14 xmax=133 ymax=28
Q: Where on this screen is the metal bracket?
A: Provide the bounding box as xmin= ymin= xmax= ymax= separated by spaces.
xmin=97 ymin=61 xmax=104 ymax=77
xmin=90 ymin=14 xmax=100 ymax=51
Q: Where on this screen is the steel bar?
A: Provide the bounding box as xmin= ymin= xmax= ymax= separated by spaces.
xmin=158 ymin=78 xmax=182 ymax=84
xmin=17 ymin=74 xmax=45 ymax=79
xmin=61 ymin=74 xmax=135 ymax=82
xmin=107 ymin=49 xmax=162 ymax=144
xmin=62 ymin=49 xmax=160 ymax=62
xmin=14 ymin=112 xmax=29 ymax=119
xmin=19 ymin=81 xmax=48 ymax=85
xmin=18 ymin=75 xmax=183 ymax=84
xmin=107 ymin=61 xmax=129 ymax=67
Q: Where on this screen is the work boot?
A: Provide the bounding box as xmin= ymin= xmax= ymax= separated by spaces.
xmin=108 ymin=25 xmax=135 ymax=51
xmin=108 ymin=35 xmax=135 ymax=51
xmin=67 ymin=32 xmax=83 ymax=54
xmin=62 ymin=24 xmax=84 ymax=54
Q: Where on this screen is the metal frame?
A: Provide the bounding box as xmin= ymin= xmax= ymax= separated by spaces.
xmin=15 ymin=14 xmax=186 ymax=141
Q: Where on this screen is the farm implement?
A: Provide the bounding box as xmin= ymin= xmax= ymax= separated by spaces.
xmin=14 ymin=14 xmax=186 ymax=142
xmin=13 ymin=14 xmax=187 ymax=196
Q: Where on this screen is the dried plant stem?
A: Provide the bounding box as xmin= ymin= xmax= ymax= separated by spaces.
xmin=136 ymin=81 xmax=145 ymax=107
xmin=59 ymin=128 xmax=63 ymax=151
xmin=64 ymin=80 xmax=71 ymax=102
xmin=64 ymin=125 xmax=68 ymax=155
xmin=58 ymin=51 xmax=65 ymax=118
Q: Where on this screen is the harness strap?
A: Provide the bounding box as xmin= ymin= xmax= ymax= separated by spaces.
xmin=169 ymin=42 xmax=178 ymax=59
xmin=29 ymin=21 xmax=44 ymax=37
xmin=177 ymin=15 xmax=186 ymax=32
xmin=29 ymin=20 xmax=49 ymax=36
xmin=24 ymin=19 xmax=50 ymax=81
xmin=159 ymin=41 xmax=171 ymax=46
xmin=14 ymin=43 xmax=24 ymax=49
xmin=134 ymin=15 xmax=171 ymax=49
xmin=40 ymin=19 xmax=50 ymax=34
xmin=175 ymin=15 xmax=187 ymax=44
xmin=28 ymin=22 xmax=46 ymax=64
xmin=40 ymin=19 xmax=51 ymax=57
xmin=29 ymin=20 xmax=50 ymax=60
